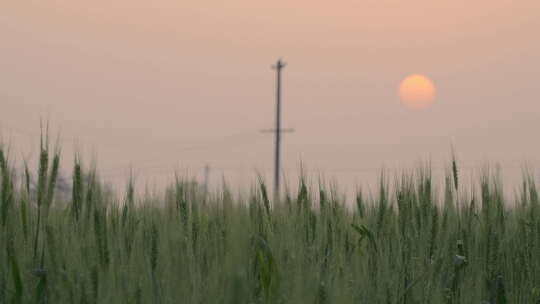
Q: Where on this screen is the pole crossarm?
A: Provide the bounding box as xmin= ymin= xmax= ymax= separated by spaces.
xmin=260 ymin=128 xmax=295 ymax=133
xmin=272 ymin=59 xmax=287 ymax=70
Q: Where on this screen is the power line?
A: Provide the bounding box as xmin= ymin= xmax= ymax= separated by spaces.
xmin=99 ymin=162 xmax=540 ymax=179
xmin=100 ymin=132 xmax=270 ymax=174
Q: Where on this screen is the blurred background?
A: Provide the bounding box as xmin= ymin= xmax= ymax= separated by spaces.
xmin=2 ymin=0 xmax=539 ymax=198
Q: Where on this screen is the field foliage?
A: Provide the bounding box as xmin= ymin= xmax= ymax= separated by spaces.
xmin=1 ymin=136 xmax=540 ymax=303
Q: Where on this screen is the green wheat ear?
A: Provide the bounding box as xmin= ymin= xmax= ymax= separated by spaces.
xmin=0 ymin=147 xmax=14 ymax=227
xmin=451 ymin=146 xmax=459 ymax=192
xmin=259 ymin=181 xmax=271 ymax=217
xmin=72 ymin=155 xmax=83 ymax=221
xmin=355 ymin=188 xmax=365 ymax=218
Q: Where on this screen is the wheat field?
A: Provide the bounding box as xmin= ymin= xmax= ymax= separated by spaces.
xmin=1 ymin=135 xmax=539 ymax=303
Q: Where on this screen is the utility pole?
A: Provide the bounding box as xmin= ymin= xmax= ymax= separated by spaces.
xmin=262 ymin=59 xmax=293 ymax=200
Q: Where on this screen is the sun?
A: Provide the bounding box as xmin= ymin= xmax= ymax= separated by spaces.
xmin=399 ymin=74 xmax=436 ymax=109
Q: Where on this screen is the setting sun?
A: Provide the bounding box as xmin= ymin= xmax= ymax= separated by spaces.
xmin=399 ymin=74 xmax=436 ymax=109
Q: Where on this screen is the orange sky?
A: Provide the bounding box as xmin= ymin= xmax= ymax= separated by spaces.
xmin=1 ymin=0 xmax=539 ymax=192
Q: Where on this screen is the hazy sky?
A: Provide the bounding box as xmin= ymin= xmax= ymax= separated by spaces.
xmin=1 ymin=0 xmax=539 ymax=192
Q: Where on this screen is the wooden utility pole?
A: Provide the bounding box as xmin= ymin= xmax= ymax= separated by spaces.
xmin=273 ymin=59 xmax=285 ymax=199
xmin=262 ymin=59 xmax=293 ymax=199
